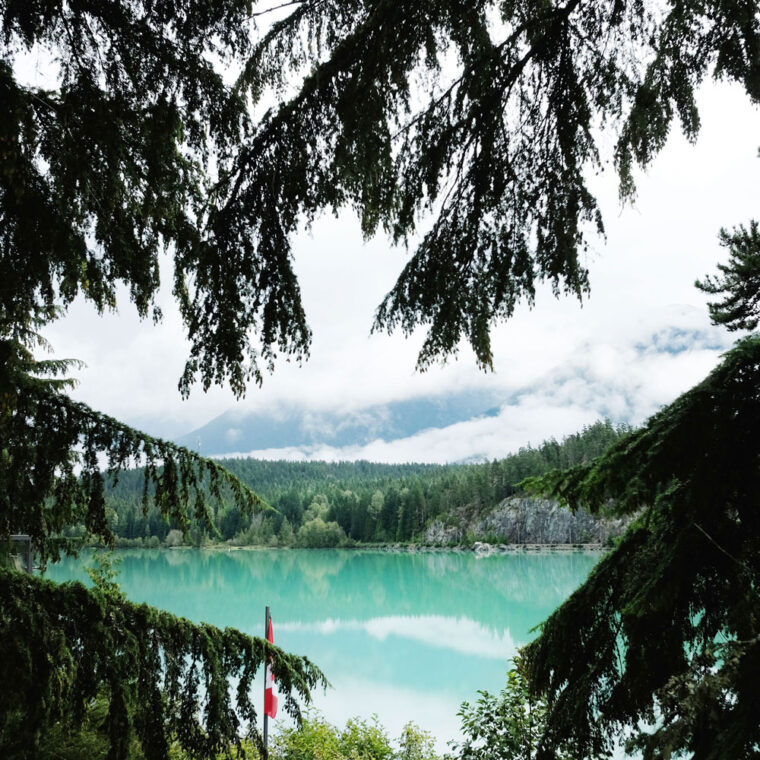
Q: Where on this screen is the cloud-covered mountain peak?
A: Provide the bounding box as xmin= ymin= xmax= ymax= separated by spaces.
xmin=176 ymin=390 xmax=503 ymax=457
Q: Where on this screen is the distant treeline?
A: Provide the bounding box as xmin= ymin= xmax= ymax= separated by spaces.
xmin=82 ymin=420 xmax=630 ymax=548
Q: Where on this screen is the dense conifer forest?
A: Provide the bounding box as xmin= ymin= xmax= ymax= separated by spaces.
xmin=93 ymin=420 xmax=629 ymax=547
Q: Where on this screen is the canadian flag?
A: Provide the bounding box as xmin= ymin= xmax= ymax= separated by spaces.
xmin=264 ymin=616 xmax=278 ymax=719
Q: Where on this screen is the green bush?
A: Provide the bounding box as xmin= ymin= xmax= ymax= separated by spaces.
xmin=273 ymin=715 xmax=438 ymax=760
xmin=113 ymin=537 xmax=146 ymax=548
xmin=455 ymin=656 xmax=609 ymax=760
xmin=33 ymin=696 xmax=146 ymax=760
xmin=164 ymin=529 xmax=184 ymax=547
xmin=295 ymin=518 xmax=345 ymax=548
xmin=397 ymin=723 xmax=438 ymax=760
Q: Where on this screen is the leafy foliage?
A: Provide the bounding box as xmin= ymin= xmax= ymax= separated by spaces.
xmin=295 ymin=517 xmax=346 ymax=548
xmin=272 ymin=714 xmax=437 ymax=760
xmin=455 ymin=655 xmax=608 ymax=760
xmin=33 ymin=696 xmax=135 ymax=760
xmin=522 ymin=337 xmax=760 ymax=759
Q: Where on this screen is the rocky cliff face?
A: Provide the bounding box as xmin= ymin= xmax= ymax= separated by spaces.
xmin=424 ymin=521 xmax=464 ymax=545
xmin=424 ymin=495 xmax=630 ymax=546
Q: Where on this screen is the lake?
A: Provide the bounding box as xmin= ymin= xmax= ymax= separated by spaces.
xmin=46 ymin=548 xmax=600 ymax=748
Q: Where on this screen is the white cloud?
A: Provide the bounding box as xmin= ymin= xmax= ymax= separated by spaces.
xmin=218 ymin=312 xmax=731 ymax=463
xmin=278 ymin=615 xmax=517 ymax=660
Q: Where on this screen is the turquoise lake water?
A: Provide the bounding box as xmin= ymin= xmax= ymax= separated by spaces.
xmin=46 ymin=548 xmax=599 ymax=747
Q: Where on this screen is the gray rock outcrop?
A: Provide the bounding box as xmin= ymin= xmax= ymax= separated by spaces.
xmin=424 ymin=496 xmax=630 ymax=546
xmin=423 ymin=521 xmax=463 ymax=546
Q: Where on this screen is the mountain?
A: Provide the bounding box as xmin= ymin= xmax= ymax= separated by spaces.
xmin=175 ymin=390 xmax=503 ymax=456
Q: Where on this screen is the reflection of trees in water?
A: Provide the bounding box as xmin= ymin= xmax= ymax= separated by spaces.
xmin=474 ymin=552 xmax=601 ymax=602
xmin=53 ymin=549 xmax=599 ymax=635
xmin=44 ymin=549 xmax=601 ymax=712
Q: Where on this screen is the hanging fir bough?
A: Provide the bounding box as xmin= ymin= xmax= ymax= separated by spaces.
xmin=0 ymin=567 xmax=327 ymax=760
xmin=3 ymin=2 xmax=758 ymax=387
xmin=0 ymin=326 xmax=322 ymax=759
xmin=521 ymin=336 xmax=760 ymax=759
xmin=1 ymin=324 xmax=268 ymax=565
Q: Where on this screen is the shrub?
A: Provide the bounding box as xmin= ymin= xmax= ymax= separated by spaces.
xmin=273 ymin=715 xmax=437 ymax=760
xmin=165 ymin=529 xmax=184 ymax=547
xmin=455 ymin=656 xmax=609 ymax=760
xmin=295 ymin=518 xmax=345 ymax=548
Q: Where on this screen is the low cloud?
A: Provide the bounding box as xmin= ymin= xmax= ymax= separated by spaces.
xmin=219 ymin=318 xmax=730 ymax=463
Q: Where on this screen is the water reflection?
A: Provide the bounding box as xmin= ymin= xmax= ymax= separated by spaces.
xmin=46 ymin=548 xmax=599 ymax=747
xmin=280 ymin=616 xmax=516 ymax=659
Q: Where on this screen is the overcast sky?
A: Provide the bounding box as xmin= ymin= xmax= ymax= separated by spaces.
xmin=41 ymin=79 xmax=760 ymax=463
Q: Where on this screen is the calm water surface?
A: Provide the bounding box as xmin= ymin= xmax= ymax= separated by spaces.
xmin=46 ymin=548 xmax=599 ymax=746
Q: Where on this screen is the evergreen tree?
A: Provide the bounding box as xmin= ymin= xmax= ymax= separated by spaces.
xmin=516 ymin=222 xmax=760 ymax=759
xmin=279 ymin=516 xmax=295 ymax=546
xmin=0 ymin=323 xmax=326 ymax=760
xmin=521 ymin=237 xmax=760 ymax=757
xmin=0 ymin=3 xmax=323 ymax=755
xmin=523 ymin=332 xmax=760 ymax=758
xmin=696 ymin=221 xmax=760 ymax=332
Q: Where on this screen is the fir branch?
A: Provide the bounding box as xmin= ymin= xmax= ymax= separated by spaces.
xmin=0 ymin=567 xmax=327 ymax=760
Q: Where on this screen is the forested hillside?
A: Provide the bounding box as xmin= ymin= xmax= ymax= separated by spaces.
xmin=94 ymin=421 xmax=630 ymax=547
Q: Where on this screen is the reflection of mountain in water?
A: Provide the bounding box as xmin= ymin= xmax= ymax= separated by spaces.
xmin=48 ymin=548 xmax=598 ymax=637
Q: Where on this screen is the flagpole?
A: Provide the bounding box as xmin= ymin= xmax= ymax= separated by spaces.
xmin=264 ymin=605 xmax=270 ymax=755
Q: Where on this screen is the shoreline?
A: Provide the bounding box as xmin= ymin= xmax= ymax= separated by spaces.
xmin=109 ymin=541 xmax=607 ymax=554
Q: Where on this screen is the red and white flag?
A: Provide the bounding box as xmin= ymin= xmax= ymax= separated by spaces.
xmin=265 ymin=616 xmax=278 ymax=719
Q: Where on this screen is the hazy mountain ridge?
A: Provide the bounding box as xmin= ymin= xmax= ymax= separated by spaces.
xmin=176 ymin=390 xmax=503 ymax=456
